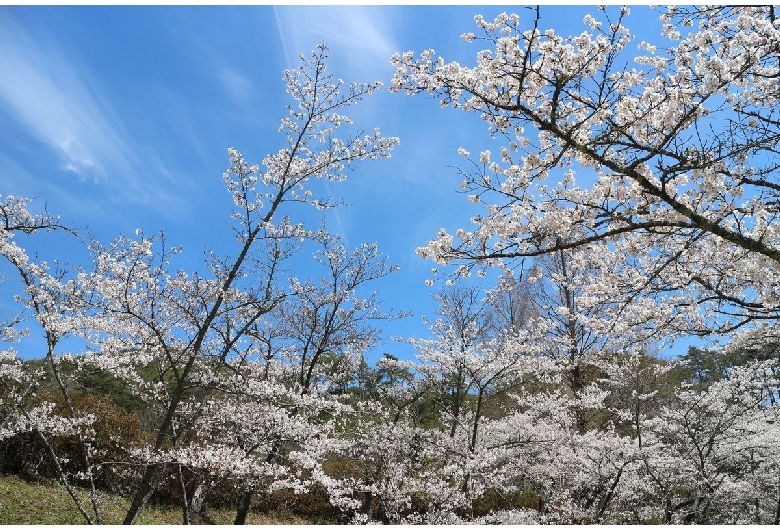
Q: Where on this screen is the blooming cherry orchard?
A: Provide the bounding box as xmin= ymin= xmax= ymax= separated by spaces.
xmin=5 ymin=7 xmax=780 ymax=526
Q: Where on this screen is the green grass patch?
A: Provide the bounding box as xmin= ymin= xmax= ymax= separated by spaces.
xmin=0 ymin=474 xmax=312 ymax=525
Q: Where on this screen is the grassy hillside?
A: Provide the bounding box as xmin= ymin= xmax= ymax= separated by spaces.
xmin=0 ymin=474 xmax=312 ymax=525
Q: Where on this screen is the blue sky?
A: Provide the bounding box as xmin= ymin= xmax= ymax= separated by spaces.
xmin=1 ymin=5 xmax=682 ymax=362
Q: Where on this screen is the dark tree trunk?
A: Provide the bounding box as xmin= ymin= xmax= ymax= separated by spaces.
xmin=188 ymin=480 xmax=208 ymax=525
xmin=234 ymin=487 xmax=253 ymax=525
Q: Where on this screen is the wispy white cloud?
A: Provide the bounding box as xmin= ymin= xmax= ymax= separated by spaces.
xmin=0 ymin=13 xmax=186 ymax=218
xmin=273 ymin=6 xmax=398 ymax=82
xmin=0 ymin=17 xmax=131 ymax=180
xmin=217 ymin=67 xmax=255 ymax=106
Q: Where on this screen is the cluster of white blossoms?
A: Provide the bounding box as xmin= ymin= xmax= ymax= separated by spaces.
xmin=391 ymin=6 xmax=780 ymax=341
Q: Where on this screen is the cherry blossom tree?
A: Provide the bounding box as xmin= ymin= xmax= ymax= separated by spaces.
xmin=103 ymin=44 xmax=397 ymax=524
xmin=414 ymin=284 xmax=496 ymax=439
xmin=339 ymin=357 xmax=434 ymax=523
xmin=403 ymin=249 xmax=692 ymax=523
xmin=638 ymin=359 xmax=780 ymax=523
xmin=391 ymin=6 xmax=780 ymax=343
xmin=0 ymin=196 xmax=109 ymax=524
xmin=226 ymin=232 xmax=404 ymax=524
xmin=275 ymin=231 xmax=405 ymax=395
xmin=147 ymin=365 xmax=349 ymax=525
xmin=394 ymin=282 xmax=550 ymax=522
